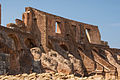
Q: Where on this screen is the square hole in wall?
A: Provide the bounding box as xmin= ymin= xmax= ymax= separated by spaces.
xmin=55 ymin=22 xmax=61 ymax=34
xmin=85 ymin=28 xmax=91 ymax=43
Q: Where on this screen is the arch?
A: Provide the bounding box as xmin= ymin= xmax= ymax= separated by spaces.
xmin=8 ymin=34 xmax=19 ymax=51
xmin=0 ymin=41 xmax=20 ymax=74
xmin=24 ymin=38 xmax=37 ymax=48
xmin=60 ymin=44 xmax=68 ymax=51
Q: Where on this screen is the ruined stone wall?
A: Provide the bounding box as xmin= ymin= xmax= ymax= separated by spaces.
xmin=22 ymin=7 xmax=47 ymax=52
xmin=22 ymin=7 xmax=103 ymax=52
xmin=84 ymin=25 xmax=101 ymax=44
xmin=0 ymin=25 xmax=39 ymax=74
xmin=21 ymin=7 xmax=120 ymax=79
xmin=0 ymin=6 xmax=119 ymax=79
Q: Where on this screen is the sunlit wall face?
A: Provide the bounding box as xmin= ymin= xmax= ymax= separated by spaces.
xmin=0 ymin=0 xmax=120 ymax=48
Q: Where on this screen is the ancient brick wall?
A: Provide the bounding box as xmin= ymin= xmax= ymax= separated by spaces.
xmin=0 ymin=6 xmax=119 ymax=79
xmin=0 ymin=25 xmax=38 ymax=74
xmin=22 ymin=7 xmax=47 ymax=51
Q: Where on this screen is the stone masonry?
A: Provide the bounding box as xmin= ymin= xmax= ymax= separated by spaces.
xmin=0 ymin=5 xmax=120 ymax=79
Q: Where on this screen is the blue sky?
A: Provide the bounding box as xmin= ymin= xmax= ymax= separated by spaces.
xmin=0 ymin=0 xmax=120 ymax=48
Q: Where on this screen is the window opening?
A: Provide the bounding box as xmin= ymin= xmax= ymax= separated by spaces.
xmin=55 ymin=22 xmax=61 ymax=34
xmin=60 ymin=44 xmax=68 ymax=51
xmin=85 ymin=29 xmax=91 ymax=43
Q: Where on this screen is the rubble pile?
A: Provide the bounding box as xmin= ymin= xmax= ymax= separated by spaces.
xmin=0 ymin=73 xmax=104 ymax=80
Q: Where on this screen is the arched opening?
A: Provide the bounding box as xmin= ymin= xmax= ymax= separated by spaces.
xmin=25 ymin=38 xmax=36 ymax=48
xmin=60 ymin=44 xmax=68 ymax=51
xmin=8 ymin=34 xmax=19 ymax=51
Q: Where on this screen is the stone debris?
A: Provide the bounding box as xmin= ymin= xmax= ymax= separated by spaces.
xmin=0 ymin=73 xmax=105 ymax=80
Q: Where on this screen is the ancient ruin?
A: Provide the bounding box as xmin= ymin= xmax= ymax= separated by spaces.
xmin=0 ymin=4 xmax=120 ymax=79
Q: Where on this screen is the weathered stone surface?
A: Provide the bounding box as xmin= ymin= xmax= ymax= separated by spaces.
xmin=30 ymin=47 xmax=42 ymax=73
xmin=0 ymin=5 xmax=119 ymax=80
xmin=6 ymin=23 xmax=18 ymax=28
xmin=15 ymin=19 xmax=25 ymax=27
xmin=49 ymin=50 xmax=72 ymax=74
xmin=68 ymin=54 xmax=84 ymax=76
xmin=0 ymin=53 xmax=10 ymax=75
xmin=18 ymin=49 xmax=33 ymax=74
xmin=30 ymin=47 xmax=42 ymax=61
xmin=0 ymin=72 xmax=110 ymax=80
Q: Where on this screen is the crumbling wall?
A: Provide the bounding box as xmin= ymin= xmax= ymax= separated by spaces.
xmin=21 ymin=7 xmax=120 ymax=79
xmin=22 ymin=7 xmax=47 ymax=51
xmin=0 ymin=26 xmax=37 ymax=74
xmin=0 ymin=6 xmax=119 ymax=80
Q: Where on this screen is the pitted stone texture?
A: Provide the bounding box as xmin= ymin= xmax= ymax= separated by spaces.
xmin=40 ymin=50 xmax=83 ymax=75
xmin=15 ymin=19 xmax=25 ymax=27
xmin=68 ymin=54 xmax=84 ymax=76
xmin=0 ymin=53 xmax=10 ymax=75
xmin=0 ymin=73 xmax=105 ymax=80
xmin=30 ymin=47 xmax=42 ymax=61
xmin=41 ymin=50 xmax=73 ymax=74
xmin=30 ymin=47 xmax=42 ymax=73
xmin=19 ymin=49 xmax=33 ymax=74
xmin=6 ymin=23 xmax=18 ymax=28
